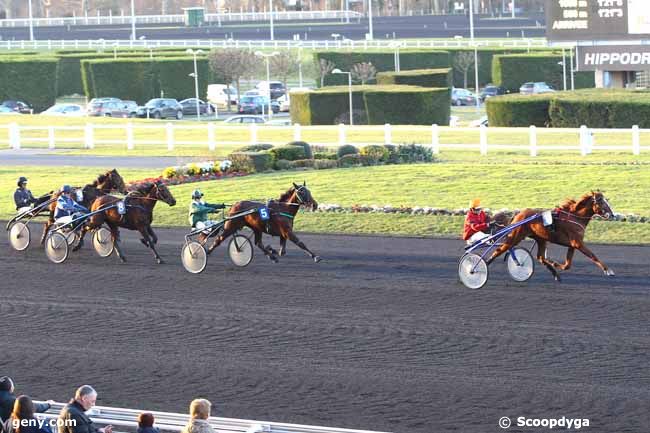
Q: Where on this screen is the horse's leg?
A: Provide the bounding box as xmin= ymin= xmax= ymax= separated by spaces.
xmin=285 ymin=230 xmax=321 ymax=263
xmin=575 ymin=242 xmax=615 ymax=276
xmin=72 ymin=224 xmax=90 ymax=252
xmin=139 ymin=226 xmax=164 ymax=264
xmin=109 ymin=223 xmax=126 ymax=263
xmin=486 ymin=228 xmax=527 ymax=265
xmin=279 ymin=237 xmax=287 ymax=256
xmin=536 ymin=239 xmax=561 ymax=282
xmin=553 ymin=247 xmax=575 ymax=271
xmin=40 ymin=217 xmax=53 ymax=245
xmin=147 ymin=226 xmax=158 ymax=245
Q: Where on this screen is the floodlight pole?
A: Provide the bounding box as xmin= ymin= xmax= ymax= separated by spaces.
xmin=187 ymin=49 xmax=205 ymax=121
xmin=562 ymin=48 xmax=567 ymax=91
xmin=28 ymin=0 xmax=35 ymax=41
xmin=269 ymin=0 xmax=274 ymax=41
xmin=470 ymin=0 xmax=480 ymax=108
xmin=130 ymin=0 xmax=136 ymax=41
xmin=333 ymin=69 xmax=353 ymax=125
xmin=368 ymin=0 xmax=374 ymax=40
xmin=255 ymin=51 xmax=279 ymax=119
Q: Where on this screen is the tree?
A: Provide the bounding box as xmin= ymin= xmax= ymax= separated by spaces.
xmin=207 ymin=48 xmax=256 ymax=112
xmin=270 ymin=51 xmax=299 ymax=92
xmin=453 ymin=51 xmax=476 ymax=89
xmin=318 ymin=58 xmax=335 ymax=87
xmin=351 ymin=62 xmax=377 ymax=85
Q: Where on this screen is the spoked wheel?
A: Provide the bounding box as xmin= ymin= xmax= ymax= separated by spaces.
xmin=9 ymin=221 xmax=30 ymax=251
xmin=93 ymin=227 xmax=114 ymax=258
xmin=64 ymin=230 xmax=80 ymax=247
xmin=506 ymin=247 xmax=535 ymax=282
xmin=458 ymin=253 xmax=489 ymax=290
xmin=228 ymin=234 xmax=253 ymax=267
xmin=46 ymin=232 xmax=69 ymax=264
xmin=182 ymin=241 xmax=207 ymax=274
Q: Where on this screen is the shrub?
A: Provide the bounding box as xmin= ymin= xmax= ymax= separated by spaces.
xmin=376 ymin=68 xmax=452 ymax=88
xmin=162 ymin=167 xmax=178 ymax=179
xmin=338 ymin=154 xmax=361 ymax=167
xmin=360 ymin=145 xmax=390 ymax=164
xmin=364 ymin=86 xmax=451 ymax=125
xmin=337 ymin=144 xmax=359 ymax=158
xmin=229 ymin=151 xmax=273 ymax=173
xmin=486 ymin=93 xmax=553 ymax=127
xmin=236 ymin=143 xmax=274 ymax=152
xmin=313 ymin=152 xmax=338 ymax=160
xmin=274 ymin=159 xmax=293 ymax=170
xmin=383 ymin=144 xmax=400 ymax=164
xmin=397 ymin=144 xmax=434 ymax=163
xmin=290 ymin=159 xmax=315 ymax=168
xmin=269 ymin=146 xmax=306 ymax=161
xmin=0 ymin=57 xmax=59 ymax=112
xmin=286 ymin=140 xmax=313 ymax=159
xmin=314 ymin=159 xmax=339 ymax=170
xmin=186 ymin=163 xmax=201 ymax=176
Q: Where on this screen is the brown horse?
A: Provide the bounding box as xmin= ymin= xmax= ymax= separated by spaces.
xmin=40 ymin=169 xmax=127 ymax=244
xmin=77 ymin=181 xmax=176 ymax=264
xmin=487 ymin=191 xmax=615 ymax=281
xmin=206 ymin=182 xmax=321 ymax=263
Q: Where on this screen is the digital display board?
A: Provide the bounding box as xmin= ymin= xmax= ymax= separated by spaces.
xmin=546 ymin=0 xmax=650 ymax=41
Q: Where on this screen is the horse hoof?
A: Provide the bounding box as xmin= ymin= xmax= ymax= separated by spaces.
xmin=279 ymin=250 xmax=286 ymax=257
xmin=157 ymin=258 xmax=164 ymax=265
xmin=313 ymin=256 xmax=322 ymax=263
xmin=554 ymin=274 xmax=562 ymax=282
xmin=605 ymin=269 xmax=615 ymax=276
xmin=140 ymin=238 xmax=149 ymax=247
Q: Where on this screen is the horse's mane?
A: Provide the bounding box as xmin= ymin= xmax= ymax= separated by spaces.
xmin=128 ymin=181 xmax=156 ymax=196
xmin=278 ymin=187 xmax=295 ymax=202
xmin=559 ymin=192 xmax=594 ymax=212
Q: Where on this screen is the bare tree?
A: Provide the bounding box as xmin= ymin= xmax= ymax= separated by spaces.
xmin=208 ymin=48 xmax=256 ymax=112
xmin=453 ymin=51 xmax=476 ymax=89
xmin=270 ymin=51 xmax=299 ymax=92
xmin=318 ymin=58 xmax=335 ymax=87
xmin=351 ymin=62 xmax=377 ymax=85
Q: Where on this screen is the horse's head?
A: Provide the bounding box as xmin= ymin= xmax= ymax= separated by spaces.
xmin=590 ymin=191 xmax=613 ymax=220
xmin=152 ymin=181 xmax=176 ymax=207
xmin=103 ymin=169 xmax=127 ymax=194
xmin=292 ymin=181 xmax=318 ymax=211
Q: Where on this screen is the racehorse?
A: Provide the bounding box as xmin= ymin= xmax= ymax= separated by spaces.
xmin=205 ymin=182 xmax=321 ymax=263
xmin=40 ymin=169 xmax=127 ymax=245
xmin=486 ymin=191 xmax=615 ymax=281
xmin=77 ymin=181 xmax=176 ymax=264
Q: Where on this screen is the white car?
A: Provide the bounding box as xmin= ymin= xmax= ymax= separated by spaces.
xmin=266 ymin=118 xmax=292 ymax=126
xmin=277 ymin=94 xmax=290 ymax=112
xmin=223 ymin=115 xmax=267 ymax=124
xmin=469 ymin=116 xmax=489 ymax=127
xmin=206 ymin=84 xmax=238 ymax=109
xmin=41 ymin=104 xmax=85 ymax=116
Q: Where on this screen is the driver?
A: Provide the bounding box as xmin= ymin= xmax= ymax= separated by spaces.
xmin=14 ymin=176 xmax=37 ymax=212
xmin=188 ymin=189 xmax=225 ymax=230
xmin=463 ymin=198 xmax=491 ymax=244
xmin=55 ymin=185 xmax=89 ymax=225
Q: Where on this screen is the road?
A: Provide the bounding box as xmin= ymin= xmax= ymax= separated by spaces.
xmin=1 ymin=229 xmax=648 ymax=432
xmin=0 ymin=150 xmax=202 ymax=168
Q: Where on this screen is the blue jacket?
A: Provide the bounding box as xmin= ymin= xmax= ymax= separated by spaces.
xmin=55 ymin=195 xmax=88 ymax=219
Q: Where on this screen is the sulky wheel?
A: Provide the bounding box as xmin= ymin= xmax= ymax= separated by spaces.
xmin=506 ymin=247 xmax=535 ymax=282
xmin=46 ymin=232 xmax=69 ymax=264
xmin=182 ymin=241 xmax=207 ymax=274
xmin=228 ymin=234 xmax=253 ymax=267
xmin=9 ymin=221 xmax=30 ymax=251
xmin=93 ymin=227 xmax=114 ymax=258
xmin=458 ymin=253 xmax=489 ymax=290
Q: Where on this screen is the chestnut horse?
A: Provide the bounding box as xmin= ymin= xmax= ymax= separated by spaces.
xmin=487 ymin=191 xmax=615 ymax=281
xmin=205 ymin=182 xmax=321 ymax=263
xmin=76 ymin=181 xmax=176 ymax=264
xmin=40 ymin=169 xmax=127 ymax=244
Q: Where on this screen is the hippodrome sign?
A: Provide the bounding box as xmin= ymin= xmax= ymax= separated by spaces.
xmin=546 ymin=0 xmax=650 ymax=41
xmin=578 ymin=45 xmax=650 ymax=70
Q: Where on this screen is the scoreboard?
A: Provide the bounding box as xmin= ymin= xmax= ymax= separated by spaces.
xmin=546 ymin=0 xmax=650 ymax=41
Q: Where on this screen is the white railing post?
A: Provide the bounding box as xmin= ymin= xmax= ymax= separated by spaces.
xmin=84 ymin=123 xmax=94 ymax=149
xmin=9 ymin=123 xmax=20 ymax=150
xmin=126 ymin=122 xmax=134 ymax=150
xmin=529 ymin=125 xmax=537 ymax=157
xmin=208 ymin=123 xmax=216 ymax=151
xmin=431 ymin=124 xmax=439 ymax=154
xmin=632 ymin=125 xmax=640 ymax=156
xmin=250 ymin=122 xmax=258 ymax=144
xmin=338 ymin=123 xmax=346 ymax=146
xmin=479 ymin=124 xmax=488 ymax=155
xmin=579 ymin=125 xmax=588 ymax=156
xmin=48 ymin=126 xmax=55 ymax=149
xmin=384 ymin=123 xmax=392 ymax=145
xmin=166 ymin=123 xmax=174 ymax=151
xmin=293 ymin=123 xmax=301 ymax=141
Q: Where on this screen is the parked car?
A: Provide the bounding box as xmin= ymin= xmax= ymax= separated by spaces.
xmin=207 ymin=84 xmax=238 ymax=109
xmin=87 ymin=99 xmax=131 ymax=117
xmin=267 ymin=118 xmax=292 ymax=126
xmin=136 ymin=98 xmax=183 ymax=119
xmin=277 ymin=93 xmax=290 ymax=112
xmin=0 ymin=105 xmax=15 ymax=115
xmin=238 ymin=95 xmax=280 ymax=115
xmin=479 ymin=85 xmax=507 ymax=101
xmin=255 ymin=81 xmax=286 ymax=100
xmin=1 ymin=100 xmax=32 ymax=114
xmin=223 ymin=115 xmax=267 ymax=124
xmin=451 ymin=88 xmax=478 ymax=106
xmin=122 ymin=100 xmax=139 ymax=117
xmin=470 ymin=115 xmax=489 ymax=127
xmin=88 ymin=97 xmax=121 ymax=105
xmin=519 ymin=82 xmax=556 ymax=95
xmin=41 ymin=104 xmax=85 ymax=117
xmin=179 ymin=98 xmax=213 ymax=115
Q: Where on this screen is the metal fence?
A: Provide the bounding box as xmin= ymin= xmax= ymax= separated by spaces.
xmin=1 ymin=122 xmax=647 ymax=156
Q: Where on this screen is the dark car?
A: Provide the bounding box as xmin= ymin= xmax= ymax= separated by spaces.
xmin=451 ymin=88 xmax=478 ymax=106
xmin=122 ymin=100 xmax=139 ymax=117
xmin=179 ymin=98 xmax=213 ymax=115
xmin=238 ymin=95 xmax=280 ymax=115
xmin=87 ymin=99 xmax=131 ymax=117
xmin=479 ymin=85 xmax=507 ymax=102
xmin=2 ymin=100 xmax=33 ymax=114
xmin=136 ymin=98 xmax=183 ymax=120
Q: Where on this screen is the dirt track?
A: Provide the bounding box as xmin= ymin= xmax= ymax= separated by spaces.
xmin=1 ymin=228 xmax=649 ymax=433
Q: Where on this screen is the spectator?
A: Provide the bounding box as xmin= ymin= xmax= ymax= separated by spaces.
xmin=136 ymin=413 xmax=159 ymax=433
xmin=0 ymin=378 xmax=52 ymax=423
xmin=181 ymin=400 xmax=214 ymax=433
xmin=3 ymin=395 xmax=52 ymax=433
xmin=58 ymin=386 xmax=112 ymax=433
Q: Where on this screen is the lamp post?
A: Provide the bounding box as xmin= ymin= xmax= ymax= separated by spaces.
xmin=255 ymin=51 xmax=279 ymax=119
xmin=331 ymin=33 xmax=341 ymax=41
xmin=367 ymin=0 xmax=374 ymax=40
xmin=332 ymin=68 xmax=353 ymax=125
xmin=469 ymin=0 xmax=480 ymax=108
xmin=297 ymin=43 xmax=304 ymax=88
xmin=130 ymin=0 xmax=136 ymax=41
xmin=269 ymin=0 xmax=274 ymax=40
xmin=28 ymin=0 xmax=34 ymax=41
xmin=389 ymin=41 xmax=401 ymax=72
xmin=187 ymin=49 xmax=205 ymax=121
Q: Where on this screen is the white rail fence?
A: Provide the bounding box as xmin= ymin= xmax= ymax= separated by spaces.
xmin=0 ymin=38 xmax=548 ymax=51
xmin=1 ymin=123 xmax=648 ymax=155
xmin=34 ymin=401 xmax=389 ymax=433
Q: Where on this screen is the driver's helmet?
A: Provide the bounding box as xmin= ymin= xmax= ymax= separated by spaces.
xmin=17 ymin=176 xmax=28 ymax=187
xmin=60 ymin=185 xmax=72 ymax=194
xmin=469 ymin=198 xmax=481 ymax=209
xmin=191 ymin=189 xmax=204 ymax=200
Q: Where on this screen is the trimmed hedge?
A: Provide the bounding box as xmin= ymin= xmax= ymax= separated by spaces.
xmin=286 ymin=141 xmax=313 ymax=159
xmin=492 ymin=53 xmax=595 ymax=93
xmin=0 ymin=57 xmax=59 ymax=111
xmin=337 ymin=144 xmax=358 ymax=158
xmin=269 ymin=146 xmax=306 ymax=161
xmin=376 ymin=68 xmax=452 ymax=88
xmin=290 ymin=86 xmax=368 ymax=125
xmin=229 ymin=151 xmax=273 ymax=173
xmin=486 ymin=93 xmax=553 ymax=127
xmin=156 ymin=57 xmax=215 ymax=101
